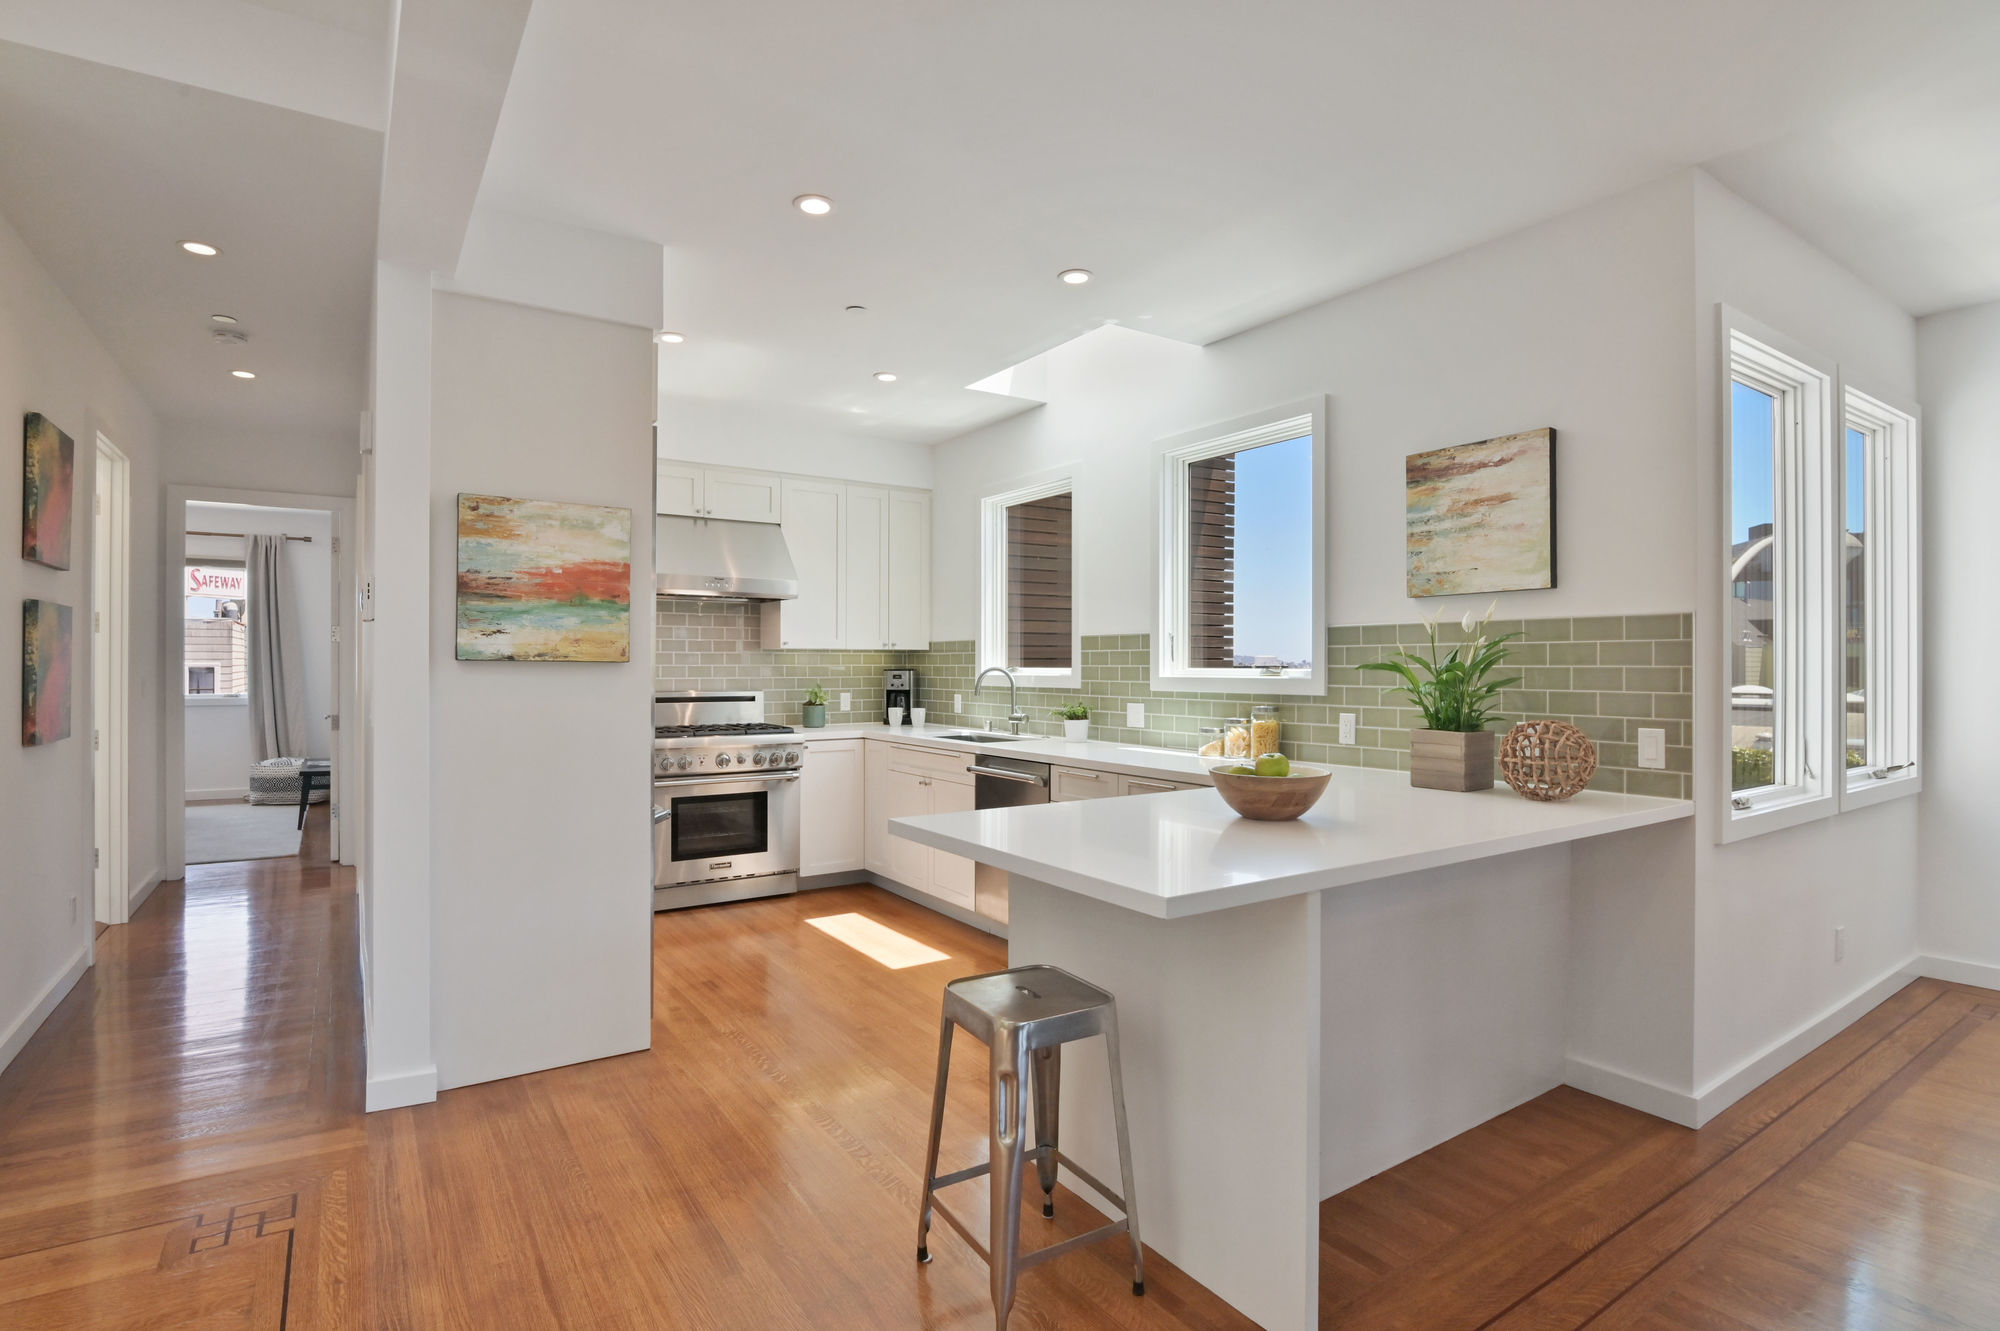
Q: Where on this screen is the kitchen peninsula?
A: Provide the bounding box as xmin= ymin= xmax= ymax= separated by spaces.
xmin=894 ymin=772 xmax=1691 ymax=1331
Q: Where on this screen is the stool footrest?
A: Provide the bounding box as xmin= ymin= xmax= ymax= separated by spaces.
xmin=1016 ymin=1217 xmax=1130 ymax=1273
xmin=926 ymin=1198 xmax=988 ymax=1266
xmin=1049 ymin=1150 xmax=1128 ymax=1216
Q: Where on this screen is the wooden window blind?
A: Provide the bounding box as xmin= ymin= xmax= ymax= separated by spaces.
xmin=1187 ymin=453 xmax=1236 ymax=668
xmin=1006 ymin=492 xmax=1072 ymax=669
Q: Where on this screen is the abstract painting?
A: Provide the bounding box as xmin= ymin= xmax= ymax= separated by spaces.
xmin=456 ymin=494 xmax=632 ymax=662
xmin=22 ymin=599 xmax=73 ymax=746
xmin=1405 ymin=427 xmax=1556 ymax=597
xmin=22 ymin=413 xmax=75 ymax=569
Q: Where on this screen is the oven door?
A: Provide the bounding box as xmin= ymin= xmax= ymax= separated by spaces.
xmin=653 ymin=771 xmax=800 ymax=889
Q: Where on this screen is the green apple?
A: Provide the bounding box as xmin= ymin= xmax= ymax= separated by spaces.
xmin=1255 ymin=752 xmax=1290 ymax=777
xmin=1223 ymin=764 xmax=1258 ymax=776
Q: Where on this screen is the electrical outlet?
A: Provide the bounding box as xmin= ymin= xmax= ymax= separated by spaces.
xmin=69 ymin=894 xmax=78 ymax=924
xmin=1638 ymin=727 xmax=1667 ymax=769
xmin=953 ymin=694 xmax=962 ymax=711
xmin=1834 ymin=926 xmax=1846 ymax=963
xmin=1339 ymin=713 xmax=1357 ymax=745
xmin=839 ymin=692 xmax=851 ymax=711
xmin=1126 ymin=703 xmax=1145 ymax=728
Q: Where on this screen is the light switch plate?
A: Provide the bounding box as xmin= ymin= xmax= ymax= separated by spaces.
xmin=839 ymin=692 xmax=851 ymax=712
xmin=953 ymin=694 xmax=962 ymax=712
xmin=1126 ymin=703 xmax=1145 ymax=728
xmin=1339 ymin=713 xmax=1357 ymax=745
xmin=1638 ymin=727 xmax=1666 ymax=769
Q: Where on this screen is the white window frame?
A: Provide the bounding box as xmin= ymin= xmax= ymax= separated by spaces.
xmin=1152 ymin=397 xmax=1328 ymax=697
xmin=1719 ymin=310 xmax=1839 ymax=842
xmin=1838 ymin=384 xmax=1921 ymax=811
xmin=979 ymin=468 xmax=1081 ymax=689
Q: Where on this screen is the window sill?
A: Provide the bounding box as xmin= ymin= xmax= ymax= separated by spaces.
xmin=1719 ymin=787 xmax=1836 ymax=843
xmin=1150 ymin=669 xmax=1326 ymax=698
xmin=978 ymin=666 xmax=1080 ymax=692
xmin=1840 ymin=768 xmax=1921 ymax=812
xmin=184 ymin=694 xmax=249 ymax=707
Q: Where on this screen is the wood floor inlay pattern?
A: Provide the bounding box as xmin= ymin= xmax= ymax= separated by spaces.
xmin=4 ymin=814 xmax=1996 ymax=1329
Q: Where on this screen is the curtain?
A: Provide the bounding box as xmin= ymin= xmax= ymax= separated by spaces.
xmin=245 ymin=534 xmax=309 ymax=761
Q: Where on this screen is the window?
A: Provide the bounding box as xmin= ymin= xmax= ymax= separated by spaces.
xmin=1155 ymin=400 xmax=1326 ymax=695
xmin=1840 ymin=386 xmax=1921 ymax=808
xmin=980 ymin=474 xmax=1078 ymax=686
xmin=1719 ymin=308 xmax=1919 ymax=839
xmin=184 ymin=561 xmax=250 ymax=699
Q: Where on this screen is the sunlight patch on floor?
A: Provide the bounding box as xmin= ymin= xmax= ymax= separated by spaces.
xmin=805 ymin=913 xmax=951 ymax=969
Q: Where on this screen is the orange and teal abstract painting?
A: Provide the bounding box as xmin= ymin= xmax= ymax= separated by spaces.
xmin=22 ymin=599 xmax=73 ymax=746
xmin=1405 ymin=428 xmax=1556 ymax=597
xmin=456 ymin=494 xmax=632 ymax=662
xmin=22 ymin=413 xmax=75 ymax=570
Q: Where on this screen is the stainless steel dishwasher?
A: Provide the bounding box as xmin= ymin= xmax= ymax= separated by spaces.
xmin=966 ymin=753 xmax=1049 ymax=925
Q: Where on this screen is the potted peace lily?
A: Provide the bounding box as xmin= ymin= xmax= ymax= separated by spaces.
xmin=802 ymin=685 xmax=829 ymax=729
xmin=1359 ymin=603 xmax=1521 ymax=791
xmin=1053 ymin=700 xmax=1091 ymax=741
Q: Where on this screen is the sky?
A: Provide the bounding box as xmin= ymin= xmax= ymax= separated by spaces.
xmin=1730 ymin=381 xmax=1866 ymax=544
xmin=1230 ymin=433 xmax=1314 ymax=664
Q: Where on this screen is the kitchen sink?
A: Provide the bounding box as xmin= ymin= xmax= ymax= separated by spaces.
xmin=937 ymin=732 xmax=1034 ymax=743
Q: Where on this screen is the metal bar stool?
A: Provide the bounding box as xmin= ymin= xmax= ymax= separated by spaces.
xmin=916 ymin=964 xmax=1143 ymax=1329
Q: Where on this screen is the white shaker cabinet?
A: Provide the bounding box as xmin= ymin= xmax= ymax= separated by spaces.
xmin=656 ymin=460 xmax=703 ymax=517
xmin=767 ymin=479 xmax=844 ymax=648
xmin=654 ymin=462 xmax=783 ymax=523
xmin=843 ymin=485 xmax=890 ymax=650
xmin=799 ymin=739 xmax=864 ymax=877
xmin=885 ymin=488 xmax=930 ymax=649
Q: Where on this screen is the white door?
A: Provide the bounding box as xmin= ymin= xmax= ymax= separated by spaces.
xmin=844 ymin=485 xmax=888 ymax=650
xmin=926 ymin=774 xmax=977 ymax=907
xmin=777 ymin=479 xmax=843 ymax=648
xmin=92 ymin=455 xmax=113 ymax=923
xmin=656 ymin=461 xmax=702 ymax=516
xmin=799 ymin=739 xmax=864 ymax=876
xmin=885 ymin=488 xmax=930 ymax=649
xmin=704 ymin=469 xmax=782 ymax=523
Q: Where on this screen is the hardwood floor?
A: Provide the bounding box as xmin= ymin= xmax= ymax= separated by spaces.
xmin=2 ymin=842 xmax=1995 ymax=1329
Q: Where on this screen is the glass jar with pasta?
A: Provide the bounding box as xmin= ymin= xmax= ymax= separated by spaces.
xmin=1251 ymin=704 xmax=1281 ymax=758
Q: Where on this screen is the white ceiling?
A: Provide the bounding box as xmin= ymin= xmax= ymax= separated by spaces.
xmin=477 ymin=0 xmax=2000 ymax=445
xmin=0 ymin=40 xmax=382 ymax=436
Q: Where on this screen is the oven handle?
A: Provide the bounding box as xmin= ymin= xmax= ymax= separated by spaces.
xmin=653 ymin=806 xmax=672 ymax=825
xmin=653 ymin=772 xmax=801 ymax=788
xmin=966 ymin=765 xmax=1047 ymax=786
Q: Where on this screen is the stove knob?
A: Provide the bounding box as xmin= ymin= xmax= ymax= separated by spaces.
xmin=752 ymin=751 xmax=768 ymax=766
xmin=785 ymin=750 xmax=801 ymax=766
xmin=677 ymin=756 xmax=693 ymax=771
xmin=715 ymin=753 xmax=731 ymax=768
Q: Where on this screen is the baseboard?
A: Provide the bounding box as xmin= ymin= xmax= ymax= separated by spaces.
xmin=1564 ymin=1055 xmax=1698 ymax=1127
xmin=187 ymin=787 xmax=249 ymax=802
xmin=1687 ymin=957 xmax=1920 ymax=1127
xmin=1911 ymin=954 xmax=2000 ymax=992
xmin=365 ymin=1064 xmax=438 ymax=1112
xmin=127 ymin=866 xmax=163 ymax=920
xmin=0 ymin=944 xmax=91 ymax=1078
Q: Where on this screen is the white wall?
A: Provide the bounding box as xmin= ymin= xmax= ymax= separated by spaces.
xmin=927 ymin=172 xmax=1698 ymax=640
xmin=1687 ymin=170 xmax=1922 ymax=1110
xmin=181 ymin=503 xmax=335 ymax=797
xmin=0 ymin=203 xmax=164 ymax=1075
xmin=427 ymin=291 xmax=655 ymax=1091
xmin=1916 ymin=299 xmax=2000 ymax=984
xmin=657 ymin=394 xmax=936 ymax=490
xmin=164 ymin=421 xmax=359 ymax=500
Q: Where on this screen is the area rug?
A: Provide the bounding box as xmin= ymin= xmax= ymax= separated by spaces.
xmin=185 ymin=802 xmax=303 ymax=864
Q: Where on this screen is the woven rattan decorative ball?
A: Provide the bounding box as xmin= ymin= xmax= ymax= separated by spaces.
xmin=1498 ymin=719 xmax=1598 ymax=801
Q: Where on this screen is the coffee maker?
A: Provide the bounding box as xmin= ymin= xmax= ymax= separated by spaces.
xmin=884 ymin=669 xmax=916 ymax=725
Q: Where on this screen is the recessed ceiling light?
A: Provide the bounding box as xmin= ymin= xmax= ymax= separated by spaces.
xmin=181 ymin=241 xmax=220 ymax=256
xmin=656 ymin=331 xmax=685 ymax=344
xmin=231 ymin=370 xmax=256 ymax=379
xmin=793 ymin=194 xmax=834 ymax=216
xmin=873 ymin=372 xmax=898 ymax=383
xmin=1058 ymin=268 xmax=1092 ymax=285
xmin=210 ymin=313 xmax=238 ymax=324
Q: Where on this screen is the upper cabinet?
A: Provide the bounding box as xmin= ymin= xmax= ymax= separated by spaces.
xmin=885 ymin=489 xmax=930 ymax=649
xmin=655 ymin=462 xmax=783 ymax=524
xmin=740 ymin=472 xmax=929 ymax=652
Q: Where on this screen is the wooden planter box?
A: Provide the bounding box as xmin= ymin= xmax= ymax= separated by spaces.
xmin=1409 ymin=728 xmax=1496 ymax=791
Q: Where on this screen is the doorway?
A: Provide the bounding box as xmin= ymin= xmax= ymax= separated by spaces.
xmin=92 ymin=434 xmax=130 ymax=927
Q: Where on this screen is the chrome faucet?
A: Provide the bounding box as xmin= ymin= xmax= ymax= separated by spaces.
xmin=975 ymin=666 xmax=1027 ymax=734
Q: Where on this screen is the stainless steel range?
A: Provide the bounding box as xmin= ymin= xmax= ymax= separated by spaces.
xmin=652 ymin=692 xmax=803 ymax=911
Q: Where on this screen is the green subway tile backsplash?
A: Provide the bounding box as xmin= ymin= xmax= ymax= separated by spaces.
xmin=653 ymin=601 xmax=1694 ymax=798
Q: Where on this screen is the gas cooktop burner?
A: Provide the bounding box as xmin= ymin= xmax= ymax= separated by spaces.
xmin=655 ymin=722 xmax=797 ymax=740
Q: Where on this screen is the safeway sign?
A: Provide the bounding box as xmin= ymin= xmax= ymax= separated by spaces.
xmin=187 ymin=566 xmax=247 ymax=597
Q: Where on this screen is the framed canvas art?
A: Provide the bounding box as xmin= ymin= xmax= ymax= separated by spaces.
xmin=1404 ymin=427 xmax=1556 ymax=597
xmin=22 ymin=413 xmax=75 ymax=569
xmin=456 ymin=494 xmax=633 ymax=661
xmin=22 ymin=599 xmax=74 ymax=746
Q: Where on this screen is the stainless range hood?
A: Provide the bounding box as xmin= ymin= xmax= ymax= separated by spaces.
xmin=655 ymin=514 xmax=799 ymax=601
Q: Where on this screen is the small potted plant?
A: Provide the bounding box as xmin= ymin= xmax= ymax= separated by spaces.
xmin=802 ymin=685 xmax=829 ymax=729
xmin=1054 ymin=701 xmax=1091 ymax=742
xmin=1359 ymin=603 xmax=1521 ymax=791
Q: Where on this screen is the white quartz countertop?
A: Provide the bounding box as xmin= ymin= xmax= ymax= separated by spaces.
xmin=798 ymin=723 xmax=1216 ymax=783
xmin=891 ymin=766 xmax=1691 ymax=918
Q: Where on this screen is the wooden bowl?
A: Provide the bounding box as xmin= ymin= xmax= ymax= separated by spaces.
xmin=1206 ymin=764 xmax=1333 ymax=821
